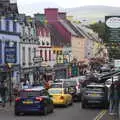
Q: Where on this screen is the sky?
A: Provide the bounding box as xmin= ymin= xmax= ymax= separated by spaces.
xmin=17 ymin=0 xmax=120 ymax=8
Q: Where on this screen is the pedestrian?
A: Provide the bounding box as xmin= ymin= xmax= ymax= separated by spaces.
xmin=109 ymin=83 xmax=115 ymax=115
xmin=0 ymin=82 xmax=8 ymax=107
xmin=114 ymin=81 xmax=120 ymax=117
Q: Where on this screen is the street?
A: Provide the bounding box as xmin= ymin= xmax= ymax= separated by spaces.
xmin=0 ymin=103 xmax=104 ymax=120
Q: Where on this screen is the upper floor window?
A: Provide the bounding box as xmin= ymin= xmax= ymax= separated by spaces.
xmin=22 ymin=47 xmax=25 ymax=63
xmin=33 ymin=48 xmax=36 ymax=57
xmin=13 ymin=21 xmax=17 ymax=32
xmin=6 ymin=19 xmax=9 ymax=31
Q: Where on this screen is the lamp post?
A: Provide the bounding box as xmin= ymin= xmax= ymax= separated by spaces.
xmin=7 ymin=63 xmax=12 ymax=106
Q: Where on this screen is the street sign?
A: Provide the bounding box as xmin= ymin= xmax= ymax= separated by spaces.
xmin=33 ymin=56 xmax=43 ymax=63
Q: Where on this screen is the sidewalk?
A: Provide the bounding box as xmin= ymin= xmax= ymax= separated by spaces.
xmin=101 ymin=111 xmax=119 ymax=120
xmin=0 ymin=102 xmax=14 ymax=112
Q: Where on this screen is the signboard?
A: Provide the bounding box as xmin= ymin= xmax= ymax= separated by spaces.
xmin=114 ymin=59 xmax=120 ymax=68
xmin=0 ymin=41 xmax=2 ymax=64
xmin=105 ymin=16 xmax=120 ymax=42
xmin=5 ymin=41 xmax=17 ymax=63
xmin=33 ymin=56 xmax=43 ymax=63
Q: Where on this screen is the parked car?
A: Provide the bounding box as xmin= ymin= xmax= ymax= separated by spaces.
xmin=81 ymin=83 xmax=109 ymax=108
xmin=14 ymin=86 xmax=54 ymax=116
xmin=48 ymin=88 xmax=73 ymax=106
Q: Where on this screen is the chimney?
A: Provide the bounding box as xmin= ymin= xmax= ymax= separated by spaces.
xmin=45 ymin=8 xmax=58 ymax=23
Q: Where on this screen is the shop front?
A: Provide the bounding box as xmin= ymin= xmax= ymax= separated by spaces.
xmin=54 ymin=64 xmax=68 ymax=79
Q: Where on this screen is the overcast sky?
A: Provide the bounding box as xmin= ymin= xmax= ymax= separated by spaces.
xmin=17 ymin=0 xmax=120 ymax=8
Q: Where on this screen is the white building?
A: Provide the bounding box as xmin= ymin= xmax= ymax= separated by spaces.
xmin=19 ymin=15 xmax=39 ymax=84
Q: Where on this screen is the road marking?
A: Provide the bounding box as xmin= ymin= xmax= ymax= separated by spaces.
xmin=94 ymin=110 xmax=107 ymax=120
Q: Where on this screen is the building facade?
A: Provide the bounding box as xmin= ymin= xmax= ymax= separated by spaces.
xmin=0 ymin=16 xmax=20 ymax=86
xmin=19 ymin=14 xmax=39 ymax=84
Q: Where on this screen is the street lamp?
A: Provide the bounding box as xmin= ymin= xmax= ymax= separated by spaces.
xmin=7 ymin=63 xmax=12 ymax=106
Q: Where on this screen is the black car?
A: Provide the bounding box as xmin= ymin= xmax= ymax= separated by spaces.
xmin=81 ymin=83 xmax=109 ymax=108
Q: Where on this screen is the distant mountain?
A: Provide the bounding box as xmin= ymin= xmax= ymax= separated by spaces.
xmin=18 ymin=1 xmax=62 ymax=16
xmin=66 ymin=5 xmax=120 ymax=24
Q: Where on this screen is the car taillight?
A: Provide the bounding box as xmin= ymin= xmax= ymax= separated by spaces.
xmin=15 ymin=97 xmax=21 ymax=102
xmin=35 ymin=97 xmax=43 ymax=101
xmin=60 ymin=96 xmax=64 ymax=100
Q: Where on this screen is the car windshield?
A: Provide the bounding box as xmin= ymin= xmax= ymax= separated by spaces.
xmin=51 ymin=83 xmax=62 ymax=88
xmin=86 ymin=87 xmax=105 ymax=92
xmin=20 ymin=91 xmax=42 ymax=97
xmin=48 ymin=89 xmax=62 ymax=94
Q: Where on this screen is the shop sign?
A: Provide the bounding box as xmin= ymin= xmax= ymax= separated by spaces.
xmin=33 ymin=57 xmax=43 ymax=63
xmin=5 ymin=41 xmax=17 ymax=63
xmin=105 ymin=16 xmax=120 ymax=42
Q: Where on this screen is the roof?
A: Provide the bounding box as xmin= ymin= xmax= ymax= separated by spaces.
xmin=23 ymin=86 xmax=45 ymax=91
xmin=87 ymin=83 xmax=105 ymax=87
xmin=59 ymin=19 xmax=77 ymax=36
xmin=48 ymin=88 xmax=64 ymax=90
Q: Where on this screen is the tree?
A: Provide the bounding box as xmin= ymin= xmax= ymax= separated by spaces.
xmin=89 ymin=21 xmax=120 ymax=59
xmin=89 ymin=21 xmax=105 ymax=41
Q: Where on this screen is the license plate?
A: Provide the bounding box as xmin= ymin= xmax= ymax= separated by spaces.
xmin=88 ymin=93 xmax=97 ymax=96
xmin=23 ymin=101 xmax=33 ymax=104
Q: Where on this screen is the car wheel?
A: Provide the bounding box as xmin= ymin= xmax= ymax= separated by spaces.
xmin=43 ymin=107 xmax=48 ymax=115
xmin=70 ymin=99 xmax=73 ymax=105
xmin=14 ymin=111 xmax=20 ymax=116
xmin=81 ymin=102 xmax=86 ymax=109
xmin=50 ymin=105 xmax=54 ymax=113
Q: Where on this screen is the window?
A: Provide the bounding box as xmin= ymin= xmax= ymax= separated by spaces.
xmin=45 ymin=50 xmax=47 ymax=61
xmin=46 ymin=41 xmax=49 ymax=45
xmin=57 ymin=51 xmax=59 ymax=55
xmin=33 ymin=48 xmax=36 ymax=57
xmin=42 ymin=41 xmax=45 ymax=45
xmin=28 ymin=48 xmax=31 ymax=64
xmin=0 ymin=19 xmax=1 ymax=30
xmin=13 ymin=21 xmax=17 ymax=32
xmin=22 ymin=47 xmax=25 ymax=64
xmin=59 ymin=50 xmax=62 ymax=55
xmin=40 ymin=50 xmax=42 ymax=57
xmin=6 ymin=19 xmax=9 ymax=31
xmin=49 ymin=50 xmax=51 ymax=61
xmin=53 ymin=50 xmax=56 ymax=54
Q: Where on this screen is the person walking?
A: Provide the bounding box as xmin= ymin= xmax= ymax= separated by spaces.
xmin=109 ymin=83 xmax=115 ymax=115
xmin=0 ymin=82 xmax=8 ymax=107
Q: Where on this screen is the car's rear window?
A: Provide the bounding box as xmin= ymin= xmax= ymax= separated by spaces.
xmin=48 ymin=89 xmax=62 ymax=94
xmin=86 ymin=87 xmax=105 ymax=92
xmin=20 ymin=91 xmax=41 ymax=97
xmin=64 ymin=81 xmax=77 ymax=86
xmin=51 ymin=84 xmax=62 ymax=88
